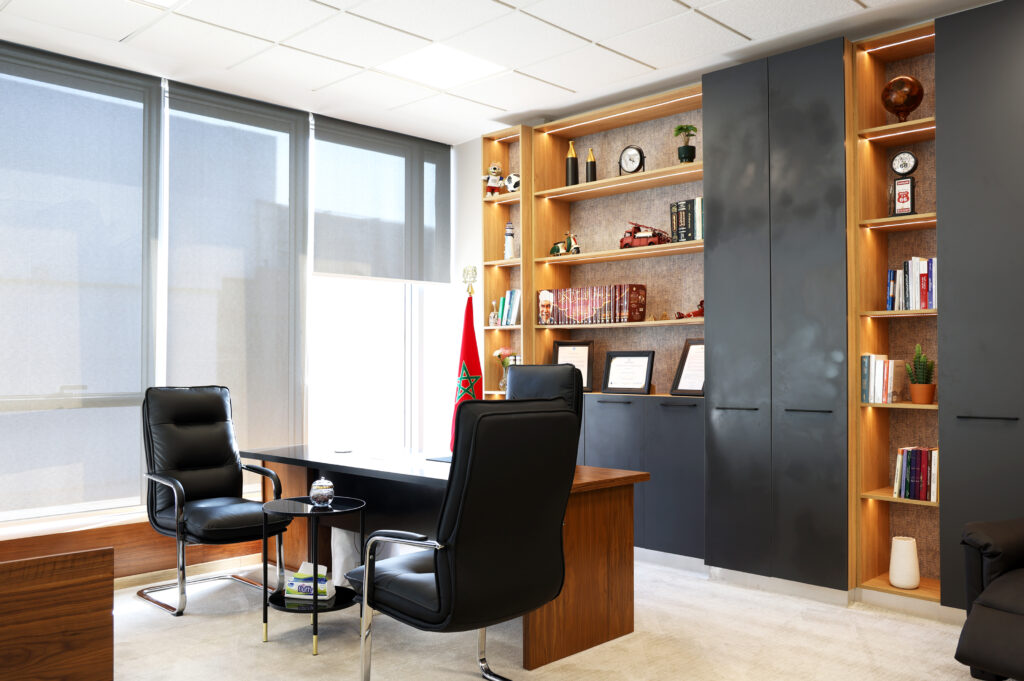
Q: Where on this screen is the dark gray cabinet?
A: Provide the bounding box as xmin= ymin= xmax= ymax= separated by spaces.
xmin=703 ymin=39 xmax=847 ymax=589
xmin=937 ymin=0 xmax=1024 ymax=609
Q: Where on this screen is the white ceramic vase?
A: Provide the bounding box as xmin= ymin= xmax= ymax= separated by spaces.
xmin=889 ymin=536 xmax=920 ymax=589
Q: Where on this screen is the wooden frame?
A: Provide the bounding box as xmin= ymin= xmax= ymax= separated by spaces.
xmin=553 ymin=340 xmax=595 ymax=392
xmin=670 ymin=338 xmax=705 ymax=396
xmin=601 ymin=350 xmax=654 ymax=395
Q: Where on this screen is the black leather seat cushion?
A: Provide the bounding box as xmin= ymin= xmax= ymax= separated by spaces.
xmin=154 ymin=497 xmax=290 ymax=544
xmin=956 ymin=568 xmax=1024 ymax=679
xmin=346 ymin=551 xmax=442 ymax=625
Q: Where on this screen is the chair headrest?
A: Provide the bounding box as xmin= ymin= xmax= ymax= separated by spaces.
xmin=505 ymin=364 xmax=582 ymax=416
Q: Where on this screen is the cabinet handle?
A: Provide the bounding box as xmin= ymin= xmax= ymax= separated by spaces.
xmin=785 ymin=408 xmax=834 ymax=414
xmin=715 ymin=406 xmax=758 ymax=411
xmin=597 ymin=399 xmax=632 ymax=404
xmin=956 ymin=415 xmax=1019 ymax=421
xmin=660 ymin=402 xmax=697 ymax=408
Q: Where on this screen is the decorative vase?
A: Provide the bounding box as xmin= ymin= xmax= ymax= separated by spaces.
xmin=498 ymin=364 xmax=509 ymax=391
xmin=889 ymin=536 xmax=920 ymax=589
xmin=309 ymin=477 xmax=334 ymax=507
xmin=677 ymin=145 xmax=696 ymax=163
xmin=909 ymin=383 xmax=936 ymax=405
xmin=881 ymin=75 xmax=924 ymax=122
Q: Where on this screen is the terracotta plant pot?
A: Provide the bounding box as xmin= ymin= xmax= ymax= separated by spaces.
xmin=909 ymin=383 xmax=936 ymax=405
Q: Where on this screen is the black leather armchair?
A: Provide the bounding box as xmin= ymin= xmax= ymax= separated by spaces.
xmin=346 ymin=397 xmax=581 ymax=681
xmin=139 ymin=386 xmax=291 ymax=616
xmin=955 ymin=518 xmax=1024 ymax=680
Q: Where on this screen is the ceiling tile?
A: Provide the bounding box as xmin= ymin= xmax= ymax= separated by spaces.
xmin=393 ymin=92 xmax=504 ymax=119
xmin=444 ymin=11 xmax=587 ymax=69
xmin=315 ymin=70 xmax=437 ymax=110
xmin=700 ymin=0 xmax=862 ymax=40
xmin=524 ymin=0 xmax=685 ymax=42
xmin=126 ymin=13 xmax=271 ymax=72
xmin=230 ymin=45 xmax=361 ymax=92
xmin=350 ymin=0 xmax=511 ymax=41
xmin=315 ymin=0 xmax=365 ymax=7
xmin=376 ymin=44 xmax=505 ymax=90
xmin=601 ymin=10 xmax=747 ymax=69
xmin=175 ymin=0 xmax=337 ymax=42
xmin=450 ymin=70 xmax=573 ymax=111
xmin=519 ymin=44 xmax=651 ymax=93
xmin=283 ymin=12 xmax=428 ymax=67
xmin=3 ymin=0 xmax=162 ymax=41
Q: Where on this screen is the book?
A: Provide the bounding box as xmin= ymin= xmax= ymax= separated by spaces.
xmin=497 ymin=296 xmax=506 ymax=326
xmin=507 ymin=289 xmax=521 ymax=326
xmin=930 ymin=449 xmax=938 ymax=502
xmin=670 ymin=201 xmax=680 ymax=242
xmin=893 ymin=450 xmax=904 ymax=497
xmin=695 ymin=197 xmax=704 ymax=240
xmin=861 ymin=355 xmax=871 ymax=403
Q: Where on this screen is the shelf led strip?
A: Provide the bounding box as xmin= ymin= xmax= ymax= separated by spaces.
xmin=862 ymin=125 xmax=936 ymax=141
xmin=864 ymin=33 xmax=935 ymax=53
xmin=544 ymin=168 xmax=702 ymax=199
xmin=864 ymin=217 xmax=936 ymax=229
xmin=543 ymin=93 xmax=701 ymax=135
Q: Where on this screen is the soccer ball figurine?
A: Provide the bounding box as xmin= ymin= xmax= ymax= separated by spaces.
xmin=504 ymin=173 xmax=521 ymax=193
xmin=482 ymin=162 xmax=504 ymax=197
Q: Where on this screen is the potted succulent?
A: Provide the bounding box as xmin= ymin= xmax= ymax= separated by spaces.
xmin=905 ymin=344 xmax=936 ymax=404
xmin=674 ymin=124 xmax=698 ymax=163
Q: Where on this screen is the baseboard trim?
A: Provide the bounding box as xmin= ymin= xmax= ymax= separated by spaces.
xmin=855 ymin=587 xmax=966 ymax=625
xmin=634 ymin=548 xmax=709 ymax=575
xmin=706 ymin=566 xmax=853 ymax=606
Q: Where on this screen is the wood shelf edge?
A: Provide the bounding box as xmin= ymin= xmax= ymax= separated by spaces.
xmin=484 ymin=191 xmax=521 ymax=204
xmin=861 ymin=574 xmax=941 ymax=602
xmin=536 ymin=163 xmax=703 ymax=201
xmin=859 ymin=213 xmax=937 ymax=231
xmin=539 ymin=318 xmax=704 ymax=330
xmin=860 ymin=402 xmax=937 ymax=410
xmin=484 ymin=325 xmax=522 ymax=331
xmin=861 ymin=487 xmax=939 ymax=506
xmin=536 ymin=83 xmax=702 ymax=137
xmin=483 ymin=258 xmax=521 ymax=268
xmin=535 ymin=240 xmax=704 ymax=265
xmin=860 ymin=310 xmax=937 ymax=318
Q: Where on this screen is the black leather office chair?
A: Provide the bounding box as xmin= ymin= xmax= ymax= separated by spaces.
xmin=346 ymin=396 xmax=581 ymax=680
xmin=139 ymin=386 xmax=292 ymax=616
xmin=505 ymin=364 xmax=583 ymax=419
xmin=955 ymin=518 xmax=1024 ymax=680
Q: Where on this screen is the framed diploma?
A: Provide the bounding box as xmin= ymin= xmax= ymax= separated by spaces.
xmin=602 ymin=350 xmax=654 ymax=394
xmin=671 ymin=338 xmax=705 ymax=396
xmin=553 ymin=340 xmax=594 ymax=392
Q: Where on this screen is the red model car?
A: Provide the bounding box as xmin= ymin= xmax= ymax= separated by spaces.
xmin=619 ymin=222 xmax=671 ymax=248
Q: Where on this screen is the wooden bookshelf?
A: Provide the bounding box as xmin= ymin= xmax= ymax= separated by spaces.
xmin=535 ymin=163 xmax=703 ymax=202
xmin=484 ymin=191 xmax=520 ymax=204
xmin=861 ymin=574 xmax=941 ymax=602
xmin=535 ymin=240 xmax=703 ymax=266
xmin=539 ymin=318 xmax=704 ymax=331
xmin=860 ymin=309 xmax=936 ymax=318
xmin=861 ymin=487 xmax=938 ymax=507
xmin=485 ymin=325 xmax=521 ymax=331
xmin=861 ymin=402 xmax=937 ymax=410
xmin=534 ymin=84 xmax=702 ymax=137
xmin=483 ymin=258 xmax=521 ymax=268
xmin=859 ymin=212 xmax=936 ymax=232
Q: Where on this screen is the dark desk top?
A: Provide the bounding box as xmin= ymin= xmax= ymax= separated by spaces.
xmin=243 ymin=445 xmax=650 ymax=494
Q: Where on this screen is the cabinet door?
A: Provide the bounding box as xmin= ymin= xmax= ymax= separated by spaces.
xmin=642 ymin=397 xmax=705 ymax=558
xmin=583 ymin=394 xmax=644 ymax=543
xmin=937 ymin=1 xmax=1024 ymax=608
xmin=767 ymin=39 xmax=848 ymax=590
xmin=703 ymin=58 xmax=773 ymax=576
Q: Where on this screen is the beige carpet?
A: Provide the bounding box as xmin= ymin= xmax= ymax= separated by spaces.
xmin=115 ymin=559 xmax=969 ymax=680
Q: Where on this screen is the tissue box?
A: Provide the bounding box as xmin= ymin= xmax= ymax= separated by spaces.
xmin=285 ymin=562 xmax=333 ymax=599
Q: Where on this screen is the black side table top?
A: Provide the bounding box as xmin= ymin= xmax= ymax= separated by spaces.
xmin=263 ymin=495 xmax=365 ymax=517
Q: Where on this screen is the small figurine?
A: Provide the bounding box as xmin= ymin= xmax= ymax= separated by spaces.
xmin=504 ymin=172 xmax=521 ymax=193
xmin=489 ymin=300 xmax=500 ymax=326
xmin=620 ymin=222 xmax=671 ymax=248
xmin=549 ymin=232 xmax=580 ymax=256
xmin=482 ymin=161 xmax=504 ymax=197
xmin=675 ymin=300 xmax=705 ymax=318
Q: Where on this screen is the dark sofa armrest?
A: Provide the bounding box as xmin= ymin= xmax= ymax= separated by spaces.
xmin=962 ymin=518 xmax=1024 ymax=609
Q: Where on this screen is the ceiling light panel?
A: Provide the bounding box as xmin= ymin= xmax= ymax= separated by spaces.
xmin=351 ymin=0 xmax=511 ymax=41
xmin=519 ymin=43 xmax=651 ymax=93
xmin=525 ymin=0 xmax=685 ymax=42
xmin=601 ymin=11 xmax=747 ymax=69
xmin=450 ymin=70 xmax=573 ymax=112
xmin=444 ymin=11 xmax=587 ymax=70
xmin=3 ymin=0 xmax=162 ymax=41
xmin=699 ymin=0 xmax=862 ymax=41
xmin=377 ymin=44 xmax=506 ymax=91
xmin=175 ymin=0 xmax=337 ymax=43
xmin=316 ymin=70 xmax=437 ymax=110
xmin=126 ymin=13 xmax=271 ymax=72
xmin=284 ymin=12 xmax=428 ymax=68
xmin=230 ymin=45 xmax=360 ymax=92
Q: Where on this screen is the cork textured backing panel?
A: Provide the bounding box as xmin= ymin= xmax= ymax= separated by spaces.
xmin=507 ymin=140 xmax=521 ymax=176
xmin=569 ymin=181 xmax=705 ymax=251
xmin=508 ymin=202 xmax=522 ymax=260
xmin=884 ymin=52 xmax=935 ymax=125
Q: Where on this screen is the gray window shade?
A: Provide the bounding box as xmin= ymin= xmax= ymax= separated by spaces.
xmin=313 ymin=116 xmax=450 ymax=283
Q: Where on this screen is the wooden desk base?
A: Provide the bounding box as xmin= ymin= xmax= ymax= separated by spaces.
xmin=523 ymin=484 xmax=635 ymax=669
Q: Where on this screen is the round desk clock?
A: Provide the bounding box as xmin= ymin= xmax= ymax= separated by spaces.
xmin=618 ymin=145 xmax=645 ymax=175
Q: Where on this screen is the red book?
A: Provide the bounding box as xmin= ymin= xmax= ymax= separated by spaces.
xmin=919 ymin=448 xmax=929 ymax=501
xmin=882 ymin=360 xmax=890 ymax=404
xmin=920 ymin=272 xmax=929 ymax=310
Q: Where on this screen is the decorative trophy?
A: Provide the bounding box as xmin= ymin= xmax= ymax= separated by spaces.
xmin=890 ymin=150 xmax=918 ymax=216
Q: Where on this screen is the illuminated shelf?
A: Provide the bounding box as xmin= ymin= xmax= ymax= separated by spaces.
xmin=858 ymin=117 xmax=935 ymax=147
xmin=540 ymin=318 xmax=704 ymax=331
xmin=535 ymin=163 xmax=703 ymax=202
xmin=861 ymin=487 xmax=938 ymax=507
xmin=860 ymin=309 xmax=937 ymax=318
xmin=861 ymin=574 xmax=940 ymax=602
xmin=859 ymin=213 xmax=936 ymax=232
xmin=484 ymin=191 xmax=520 ymax=204
xmin=483 ymin=258 xmax=521 ymax=268
xmin=535 ymin=240 xmax=703 ymax=266
xmin=535 ymin=84 xmax=702 ymax=137
xmin=861 ymin=402 xmax=937 ymax=410
xmin=484 ymin=325 xmax=521 ymax=331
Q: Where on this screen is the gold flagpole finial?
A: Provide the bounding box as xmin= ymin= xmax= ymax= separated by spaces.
xmin=462 ymin=265 xmax=477 ymax=295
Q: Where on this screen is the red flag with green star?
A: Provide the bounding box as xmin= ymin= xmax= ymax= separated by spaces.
xmin=450 ymin=294 xmax=482 ymax=450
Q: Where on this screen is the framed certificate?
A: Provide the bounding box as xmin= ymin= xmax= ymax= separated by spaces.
xmin=602 ymin=350 xmax=654 ymax=394
xmin=671 ymin=338 xmax=705 ymax=396
xmin=553 ymin=340 xmax=594 ymax=392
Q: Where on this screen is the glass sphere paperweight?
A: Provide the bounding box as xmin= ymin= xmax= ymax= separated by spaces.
xmin=309 ymin=477 xmax=334 ymax=507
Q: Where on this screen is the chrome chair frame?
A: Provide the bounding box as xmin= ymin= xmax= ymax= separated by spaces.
xmin=137 ymin=463 xmax=286 ymax=616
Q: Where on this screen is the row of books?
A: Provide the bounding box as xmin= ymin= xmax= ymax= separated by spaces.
xmin=893 ymin=447 xmax=939 ymax=502
xmin=885 ymin=257 xmax=937 ymax=310
xmin=861 ymin=354 xmax=902 ymax=404
xmin=538 ymin=284 xmax=647 ymax=325
xmin=669 ymin=197 xmax=705 ymax=242
xmin=495 ymin=289 xmax=521 ymax=326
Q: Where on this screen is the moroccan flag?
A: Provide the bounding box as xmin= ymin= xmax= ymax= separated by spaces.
xmin=450 ymin=294 xmax=483 ymax=450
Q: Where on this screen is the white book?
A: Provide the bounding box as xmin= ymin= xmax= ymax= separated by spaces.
xmin=895 ymin=269 xmax=904 ymax=310
xmin=502 ymin=289 xmax=513 ymax=325
xmin=930 ymin=449 xmax=938 ymax=502
xmin=932 ymin=258 xmax=938 ymax=309
xmin=695 ymin=197 xmax=704 ymax=240
xmin=893 ymin=450 xmax=904 ymax=497
xmin=508 ymin=289 xmax=521 ymax=325
xmin=910 ymin=258 xmax=919 ymax=310
xmin=887 ymin=359 xmax=896 ymax=403
xmin=873 ymin=357 xmax=886 ymax=404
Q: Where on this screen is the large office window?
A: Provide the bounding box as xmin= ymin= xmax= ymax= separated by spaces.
xmin=0 ymin=48 xmax=159 ymax=520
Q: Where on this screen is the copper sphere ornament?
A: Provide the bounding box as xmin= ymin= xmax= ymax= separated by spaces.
xmin=881 ymin=76 xmax=924 ymax=122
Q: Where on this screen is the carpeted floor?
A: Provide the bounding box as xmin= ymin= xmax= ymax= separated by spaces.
xmin=115 ymin=559 xmax=969 ymax=680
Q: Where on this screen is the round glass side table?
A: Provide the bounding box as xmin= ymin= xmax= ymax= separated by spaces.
xmin=262 ymin=495 xmax=366 ymax=655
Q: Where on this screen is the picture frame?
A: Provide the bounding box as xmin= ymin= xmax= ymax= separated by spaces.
xmin=602 ymin=350 xmax=655 ymax=395
xmin=553 ymin=340 xmax=595 ymax=392
xmin=671 ymin=338 xmax=705 ymax=396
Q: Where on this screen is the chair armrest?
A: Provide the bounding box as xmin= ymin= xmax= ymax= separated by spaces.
xmin=962 ymin=518 xmax=1024 ymax=595
xmin=361 ymin=530 xmax=444 ymax=607
xmin=241 ymin=463 xmax=282 ymax=499
xmin=146 ymin=473 xmax=185 ymax=532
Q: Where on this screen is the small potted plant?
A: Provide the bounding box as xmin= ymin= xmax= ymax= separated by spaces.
xmin=674 ymin=124 xmax=698 ymax=163
xmin=905 ymin=343 xmax=935 ymax=404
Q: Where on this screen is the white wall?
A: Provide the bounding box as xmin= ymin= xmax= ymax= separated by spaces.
xmin=452 ymin=138 xmax=483 ymax=354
